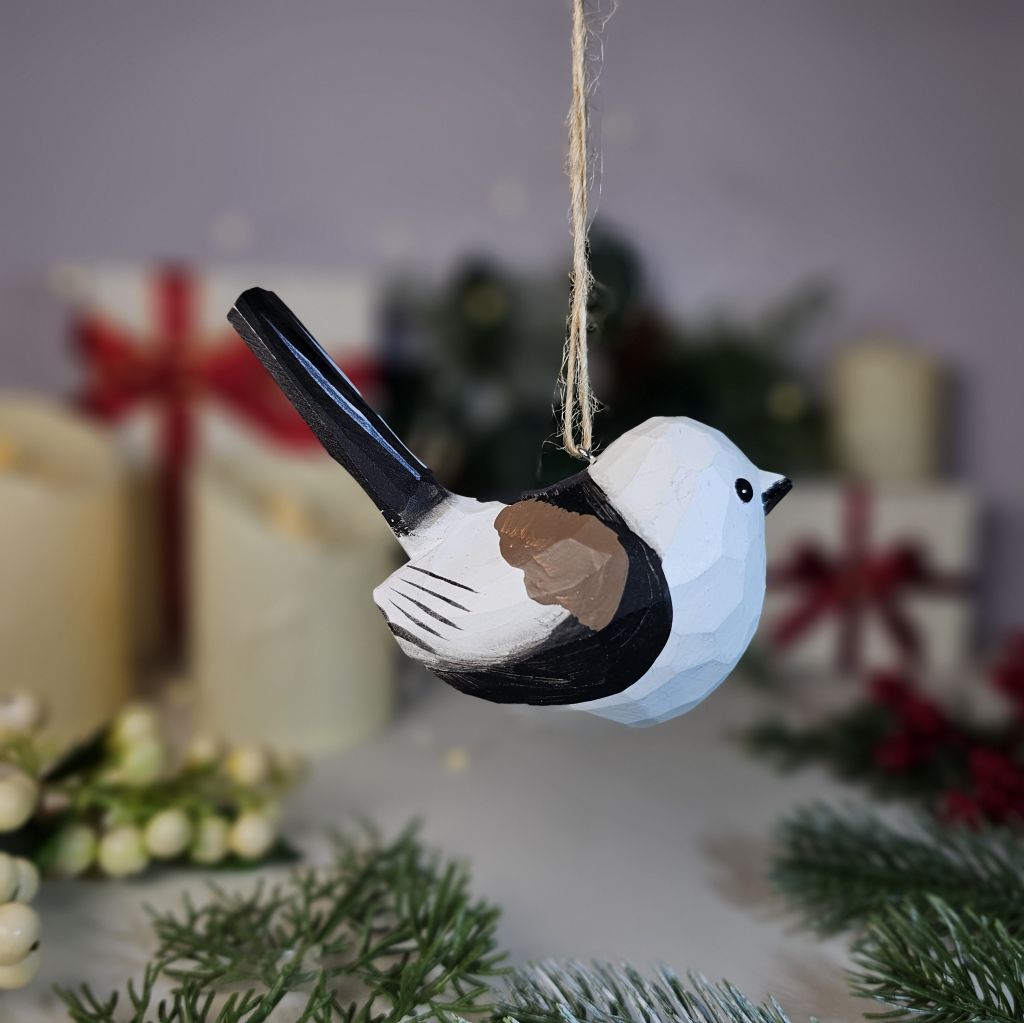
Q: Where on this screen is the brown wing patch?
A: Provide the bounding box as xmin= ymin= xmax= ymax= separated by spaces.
xmin=494 ymin=500 xmax=628 ymax=631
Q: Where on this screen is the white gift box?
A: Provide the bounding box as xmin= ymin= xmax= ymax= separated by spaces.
xmin=60 ymin=263 xmax=381 ymax=659
xmin=760 ymin=480 xmax=977 ymax=675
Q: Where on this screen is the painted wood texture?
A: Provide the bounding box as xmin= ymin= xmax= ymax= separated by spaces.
xmin=229 ymin=288 xmax=791 ymax=726
xmin=494 ymin=499 xmax=627 ymax=630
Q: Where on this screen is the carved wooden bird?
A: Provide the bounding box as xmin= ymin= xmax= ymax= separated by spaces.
xmin=228 ymin=288 xmax=791 ymax=726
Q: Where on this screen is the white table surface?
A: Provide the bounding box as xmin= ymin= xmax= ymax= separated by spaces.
xmin=8 ymin=673 xmax=870 ymax=1022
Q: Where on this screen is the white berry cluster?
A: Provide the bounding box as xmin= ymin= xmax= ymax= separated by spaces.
xmin=0 ymin=693 xmax=45 ymax=990
xmin=45 ymin=704 xmax=296 ymax=879
xmin=0 ymin=693 xmax=302 ymax=991
xmin=0 ymin=852 xmax=40 ymax=990
xmin=0 ymin=694 xmax=43 ymax=834
xmin=49 ymin=803 xmax=281 ymax=879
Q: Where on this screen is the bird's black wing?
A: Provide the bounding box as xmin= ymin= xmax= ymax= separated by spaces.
xmin=432 ymin=472 xmax=672 ymax=706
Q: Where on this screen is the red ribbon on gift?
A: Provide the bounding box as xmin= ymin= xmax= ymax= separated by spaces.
xmin=75 ymin=266 xmax=379 ymax=655
xmin=768 ymin=482 xmax=967 ymax=674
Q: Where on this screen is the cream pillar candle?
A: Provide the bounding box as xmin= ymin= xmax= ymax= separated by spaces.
xmin=191 ymin=445 xmax=397 ymax=754
xmin=831 ymin=338 xmax=942 ymax=481
xmin=0 ymin=397 xmax=130 ymax=740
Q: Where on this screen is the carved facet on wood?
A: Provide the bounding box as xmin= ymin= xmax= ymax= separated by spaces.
xmin=228 ymin=289 xmax=791 ymax=727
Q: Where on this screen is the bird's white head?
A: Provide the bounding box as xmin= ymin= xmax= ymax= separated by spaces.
xmin=584 ymin=416 xmax=791 ymax=725
xmin=588 ymin=416 xmax=790 ymax=560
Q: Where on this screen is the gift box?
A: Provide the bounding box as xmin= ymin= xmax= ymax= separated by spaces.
xmin=761 ymin=481 xmax=977 ymax=675
xmin=63 ymin=264 xmax=381 ymax=659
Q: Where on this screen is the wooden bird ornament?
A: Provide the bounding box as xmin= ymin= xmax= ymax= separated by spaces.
xmin=228 ymin=289 xmax=791 ymax=726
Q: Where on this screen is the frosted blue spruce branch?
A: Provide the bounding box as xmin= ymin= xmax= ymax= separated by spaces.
xmin=500 ymin=961 xmax=807 ymax=1023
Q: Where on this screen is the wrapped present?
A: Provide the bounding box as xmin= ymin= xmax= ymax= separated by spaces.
xmin=762 ymin=481 xmax=976 ymax=675
xmin=64 ymin=264 xmax=380 ymax=657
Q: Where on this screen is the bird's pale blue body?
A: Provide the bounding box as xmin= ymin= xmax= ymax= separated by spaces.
xmin=582 ymin=417 xmax=778 ymax=724
xmin=228 ymin=288 xmax=790 ymax=727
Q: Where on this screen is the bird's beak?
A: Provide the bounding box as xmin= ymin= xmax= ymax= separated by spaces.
xmin=760 ymin=472 xmax=792 ymax=515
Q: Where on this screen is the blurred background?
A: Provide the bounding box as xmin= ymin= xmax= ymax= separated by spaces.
xmin=0 ymin=1 xmax=1022 ymax=1015
xmin=2 ymin=0 xmax=1021 ymax=727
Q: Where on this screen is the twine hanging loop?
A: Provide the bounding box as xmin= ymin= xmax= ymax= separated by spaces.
xmin=560 ymin=0 xmax=598 ymax=460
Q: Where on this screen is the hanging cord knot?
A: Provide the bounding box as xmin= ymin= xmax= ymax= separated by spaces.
xmin=560 ymin=0 xmax=600 ymax=461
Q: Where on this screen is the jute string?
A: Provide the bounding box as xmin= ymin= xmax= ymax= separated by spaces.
xmin=560 ymin=0 xmax=597 ymax=460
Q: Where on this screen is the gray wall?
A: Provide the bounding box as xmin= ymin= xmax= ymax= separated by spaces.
xmin=1 ymin=1 xmax=1021 ymax=628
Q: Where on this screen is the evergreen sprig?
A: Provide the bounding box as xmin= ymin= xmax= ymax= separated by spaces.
xmin=57 ymin=824 xmax=506 ymax=1023
xmin=772 ymin=804 xmax=1024 ymax=935
xmin=500 ymin=962 xmax=804 ymax=1023
xmin=851 ymin=899 xmax=1024 ymax=1023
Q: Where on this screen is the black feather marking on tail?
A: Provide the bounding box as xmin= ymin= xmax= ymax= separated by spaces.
xmin=228 ymin=288 xmax=448 ymax=536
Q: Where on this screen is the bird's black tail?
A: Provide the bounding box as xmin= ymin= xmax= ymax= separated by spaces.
xmin=228 ymin=287 xmax=449 ymax=537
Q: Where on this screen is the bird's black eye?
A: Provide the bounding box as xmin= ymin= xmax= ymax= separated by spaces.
xmin=735 ymin=478 xmax=754 ymax=503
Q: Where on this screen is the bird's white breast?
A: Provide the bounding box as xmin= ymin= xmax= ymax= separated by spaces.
xmin=581 ymin=418 xmax=769 ymax=726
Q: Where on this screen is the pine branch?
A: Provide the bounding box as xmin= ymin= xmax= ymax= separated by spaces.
xmin=772 ymin=803 xmax=1024 ymax=936
xmin=57 ymin=824 xmax=506 ymax=1023
xmin=500 ymin=962 xmax=805 ymax=1023
xmin=851 ymin=898 xmax=1024 ymax=1023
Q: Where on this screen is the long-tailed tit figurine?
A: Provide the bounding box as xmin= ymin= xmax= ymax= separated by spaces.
xmin=228 ymin=289 xmax=791 ymax=726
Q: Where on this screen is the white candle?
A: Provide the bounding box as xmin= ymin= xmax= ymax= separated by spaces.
xmin=831 ymin=338 xmax=942 ymax=482
xmin=191 ymin=444 xmax=397 ymax=753
xmin=0 ymin=397 xmax=130 ymax=740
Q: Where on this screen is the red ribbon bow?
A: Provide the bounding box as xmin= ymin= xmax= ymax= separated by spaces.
xmin=75 ymin=266 xmax=376 ymax=653
xmin=768 ymin=482 xmax=967 ymax=673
